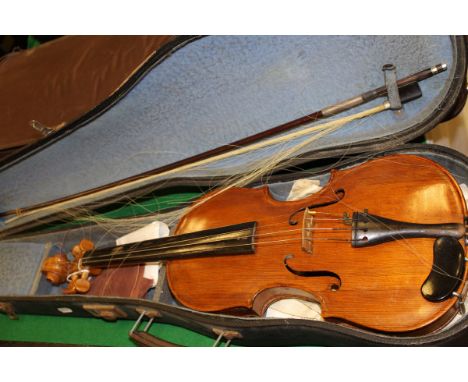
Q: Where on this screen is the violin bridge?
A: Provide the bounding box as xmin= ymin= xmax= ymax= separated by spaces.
xmin=302 ymin=208 xmax=315 ymax=254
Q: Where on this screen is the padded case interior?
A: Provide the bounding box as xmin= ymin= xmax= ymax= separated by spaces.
xmin=0 ymin=36 xmax=462 ymax=213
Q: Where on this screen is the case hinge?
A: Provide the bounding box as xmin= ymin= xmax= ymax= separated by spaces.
xmin=212 ymin=327 xmax=242 ymax=347
xmin=82 ymin=304 xmax=128 ymax=321
xmin=129 ymin=309 xmax=181 ymax=347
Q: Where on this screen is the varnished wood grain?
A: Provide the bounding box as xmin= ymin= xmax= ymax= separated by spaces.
xmin=166 ymin=154 xmax=467 ymax=333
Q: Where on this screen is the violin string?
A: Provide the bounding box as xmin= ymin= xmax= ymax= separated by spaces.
xmin=59 ymin=147 xmax=465 ymax=284
xmin=204 ymin=215 xmax=344 ymax=233
xmin=81 ymin=229 xmax=466 ymax=284
xmin=76 ymin=210 xmax=349 ymax=262
xmin=77 ymin=214 xmax=352 ymax=251
xmin=80 ymin=216 xmax=466 ymax=284
xmin=75 ymin=215 xmax=466 ymax=283
xmin=81 ymin=225 xmax=352 ymax=263
xmin=81 ymin=237 xmax=353 ymax=266
xmin=82 ymin=230 xmax=351 ymax=263
xmin=41 ymin=165 xmax=467 ymax=286
xmin=81 ymin=211 xmax=467 ymax=284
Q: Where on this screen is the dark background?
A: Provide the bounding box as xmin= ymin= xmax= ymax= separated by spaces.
xmin=0 ymin=35 xmax=60 ymax=58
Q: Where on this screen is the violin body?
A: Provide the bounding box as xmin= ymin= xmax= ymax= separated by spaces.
xmin=166 ymin=154 xmax=467 ymax=332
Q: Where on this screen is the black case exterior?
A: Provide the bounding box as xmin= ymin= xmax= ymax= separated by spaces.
xmin=0 ymin=37 xmax=467 ymax=346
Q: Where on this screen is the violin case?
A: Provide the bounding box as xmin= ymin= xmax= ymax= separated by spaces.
xmin=0 ymin=35 xmax=467 ymax=346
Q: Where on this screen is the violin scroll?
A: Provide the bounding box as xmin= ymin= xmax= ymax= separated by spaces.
xmin=41 ymin=239 xmax=100 ymax=294
xmin=41 ymin=252 xmax=69 ymax=285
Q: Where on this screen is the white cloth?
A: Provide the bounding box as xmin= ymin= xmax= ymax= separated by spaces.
xmin=116 ymin=221 xmax=169 ymax=287
xmin=287 ymin=178 xmax=322 ymax=201
xmin=266 ymin=299 xmax=323 ymax=321
xmin=116 ymin=221 xmax=169 ymax=246
xmin=266 ymin=179 xmax=324 ymax=320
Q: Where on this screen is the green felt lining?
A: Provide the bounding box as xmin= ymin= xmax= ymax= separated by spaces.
xmin=0 ymin=313 xmax=215 ymax=347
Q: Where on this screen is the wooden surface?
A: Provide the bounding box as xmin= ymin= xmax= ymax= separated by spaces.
xmin=167 ymin=154 xmax=467 ymax=333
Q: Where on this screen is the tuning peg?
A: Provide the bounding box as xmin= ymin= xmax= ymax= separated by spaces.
xmin=74 ymin=270 xmax=91 ymax=293
xmin=63 ymin=269 xmax=91 ymax=294
xmin=72 ymin=239 xmax=95 ymax=259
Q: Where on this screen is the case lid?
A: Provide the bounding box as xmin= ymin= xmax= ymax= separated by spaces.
xmin=0 ymin=35 xmax=176 ymax=153
xmin=0 ymin=36 xmax=466 ymax=234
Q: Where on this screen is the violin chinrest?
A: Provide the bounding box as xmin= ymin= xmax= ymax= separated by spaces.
xmin=421 ymin=237 xmax=465 ymax=302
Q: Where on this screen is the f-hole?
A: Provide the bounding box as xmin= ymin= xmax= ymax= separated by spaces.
xmin=284 ymin=254 xmax=342 ymax=290
xmin=289 ymin=188 xmax=345 ymax=225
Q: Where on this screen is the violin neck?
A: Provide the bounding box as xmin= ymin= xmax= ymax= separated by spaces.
xmin=81 ymin=221 xmax=257 ymax=268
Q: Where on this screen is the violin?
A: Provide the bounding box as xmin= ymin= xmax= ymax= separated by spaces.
xmin=42 ymin=154 xmax=468 ymax=333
